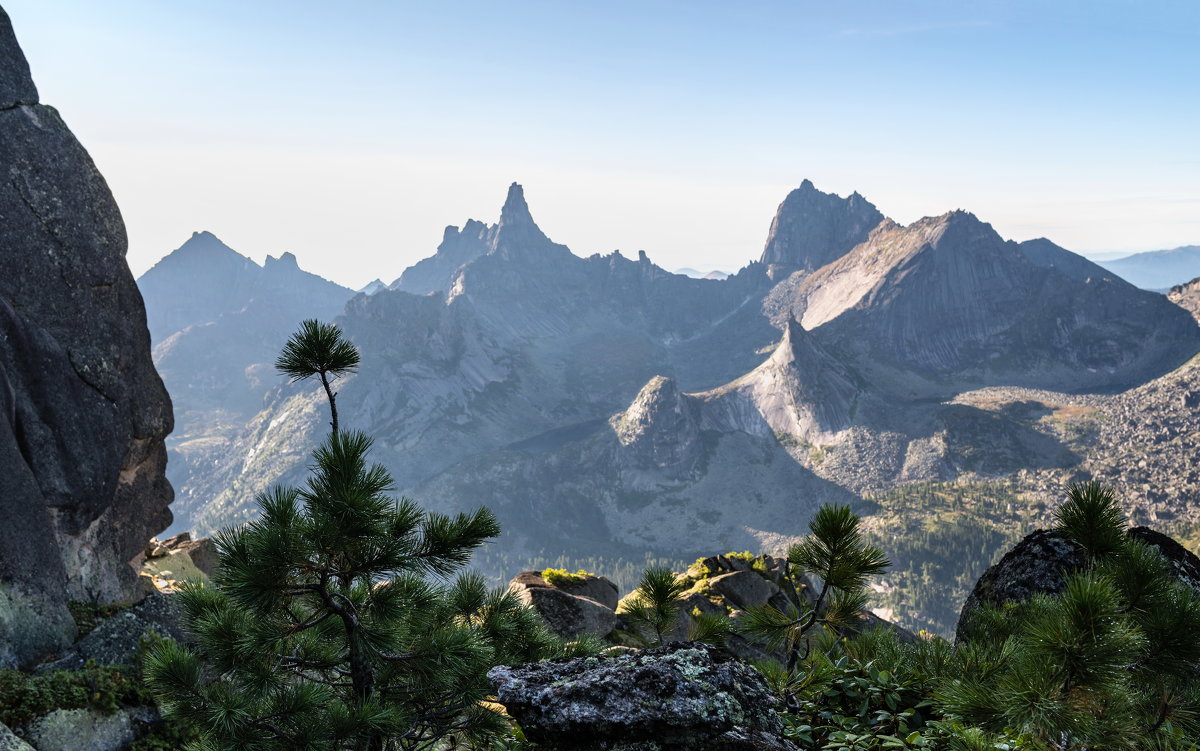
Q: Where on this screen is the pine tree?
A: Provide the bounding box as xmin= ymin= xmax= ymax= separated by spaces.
xmin=275 ymin=319 xmax=361 ymax=435
xmin=145 ymin=320 xmax=581 ymax=751
xmin=940 ymin=481 xmax=1200 ymax=750
xmin=737 ymin=504 xmax=890 ymax=701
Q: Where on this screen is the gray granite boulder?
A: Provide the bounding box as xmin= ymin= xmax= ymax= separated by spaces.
xmin=0 ymin=5 xmax=172 ymax=668
xmin=708 ymin=570 xmax=781 ymax=611
xmin=0 ymin=722 xmax=34 ymax=751
xmin=23 ymin=706 xmax=157 ymax=751
xmin=489 ymin=642 xmax=798 ymax=751
xmin=510 ymin=572 xmax=618 ymax=639
xmin=35 ymin=593 xmax=187 ymax=674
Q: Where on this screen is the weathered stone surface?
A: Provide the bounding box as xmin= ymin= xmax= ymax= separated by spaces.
xmin=1128 ymin=526 xmax=1200 ymax=590
xmin=707 ymin=570 xmax=781 ymax=611
xmin=0 ymin=721 xmax=34 ymax=751
xmin=956 ymin=527 xmax=1200 ymax=640
xmin=553 ymin=574 xmax=619 ymax=611
xmin=511 ymin=572 xmax=618 ymax=639
xmin=0 ymin=7 xmax=172 ymax=668
xmin=489 ymin=642 xmax=798 ymax=751
xmin=23 ymin=707 xmax=155 ymax=751
xmin=35 ymin=593 xmax=187 ymax=674
xmin=0 ymin=8 xmax=36 ymax=108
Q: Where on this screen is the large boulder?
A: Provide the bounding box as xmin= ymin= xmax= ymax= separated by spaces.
xmin=708 ymin=570 xmax=781 ymax=611
xmin=34 ymin=593 xmax=188 ymax=674
xmin=0 ymin=6 xmax=173 ymax=667
xmin=489 ymin=642 xmax=798 ymax=751
xmin=510 ymin=572 xmax=618 ymax=639
xmin=956 ymin=527 xmax=1200 ymax=640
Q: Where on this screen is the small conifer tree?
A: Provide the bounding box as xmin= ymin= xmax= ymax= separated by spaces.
xmin=942 ymin=481 xmax=1200 ymax=750
xmin=145 ymin=320 xmax=579 ymax=750
xmin=739 ymin=504 xmax=890 ymax=672
xmin=275 ymin=319 xmax=361 ymax=435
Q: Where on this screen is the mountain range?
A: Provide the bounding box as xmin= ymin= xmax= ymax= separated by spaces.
xmin=139 ymin=181 xmax=1200 ymax=634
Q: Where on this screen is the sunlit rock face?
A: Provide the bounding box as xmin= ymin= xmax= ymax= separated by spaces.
xmin=0 ymin=6 xmax=173 ymax=667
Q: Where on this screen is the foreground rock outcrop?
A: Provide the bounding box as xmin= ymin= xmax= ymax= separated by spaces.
xmin=509 ymin=571 xmax=620 ymax=639
xmin=955 ymin=526 xmax=1200 ymax=639
xmin=489 ymin=642 xmax=798 ymax=751
xmin=0 ymin=6 xmax=173 ymax=667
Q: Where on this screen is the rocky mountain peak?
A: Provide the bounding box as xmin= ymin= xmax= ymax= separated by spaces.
xmin=701 ymin=316 xmax=861 ymax=443
xmin=760 ymin=180 xmax=885 ymax=278
xmin=264 ymin=251 xmax=300 ymax=271
xmin=491 ymin=181 xmax=559 ymax=260
xmin=395 ymin=183 xmax=562 ymax=294
xmin=766 ymin=316 xmax=820 ymax=371
xmin=499 ymin=182 xmax=535 ymax=227
xmin=610 ymin=376 xmax=704 ymax=480
xmin=158 ymin=231 xmax=249 ymax=273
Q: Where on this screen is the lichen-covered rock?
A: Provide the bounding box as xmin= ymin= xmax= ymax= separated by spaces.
xmin=23 ymin=708 xmax=133 ymax=751
xmin=956 ymin=527 xmax=1200 ymax=640
xmin=0 ymin=721 xmax=34 ymax=751
xmin=489 ymin=642 xmax=798 ymax=751
xmin=34 ymin=593 xmax=186 ymax=674
xmin=510 ymin=572 xmax=618 ymax=639
xmin=0 ymin=6 xmax=172 ymax=668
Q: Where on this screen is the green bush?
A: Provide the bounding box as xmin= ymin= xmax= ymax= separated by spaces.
xmin=67 ymin=600 xmax=130 ymax=638
xmin=0 ymin=662 xmax=148 ymax=728
xmin=941 ymin=482 xmax=1200 ymax=749
xmin=541 ymin=568 xmax=592 ymax=587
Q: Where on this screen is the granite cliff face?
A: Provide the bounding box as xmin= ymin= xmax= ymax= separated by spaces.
xmin=0 ymin=7 xmax=172 ymax=667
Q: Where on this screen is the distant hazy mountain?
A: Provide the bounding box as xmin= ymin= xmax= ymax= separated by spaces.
xmin=1098 ymin=245 xmax=1200 ymax=291
xmin=359 ymin=278 xmax=387 ymax=296
xmin=675 ymin=267 xmax=730 ymax=280
xmin=137 ymin=232 xmax=354 ymax=532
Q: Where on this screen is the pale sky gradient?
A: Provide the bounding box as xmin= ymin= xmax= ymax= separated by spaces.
xmin=5 ymin=1 xmax=1198 ymax=289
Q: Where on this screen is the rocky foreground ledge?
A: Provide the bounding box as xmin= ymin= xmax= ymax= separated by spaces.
xmin=489 ymin=642 xmax=799 ymax=751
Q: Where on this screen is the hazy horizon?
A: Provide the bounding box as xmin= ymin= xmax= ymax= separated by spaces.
xmin=6 ymin=0 xmax=1198 ymax=289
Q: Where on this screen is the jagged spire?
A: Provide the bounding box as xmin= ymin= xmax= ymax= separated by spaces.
xmin=492 ymin=181 xmax=556 ymax=258
xmin=499 ymin=182 xmax=535 ymax=228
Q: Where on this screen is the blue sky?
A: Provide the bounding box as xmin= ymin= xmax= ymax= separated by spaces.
xmin=5 ymin=1 xmax=1198 ymax=288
